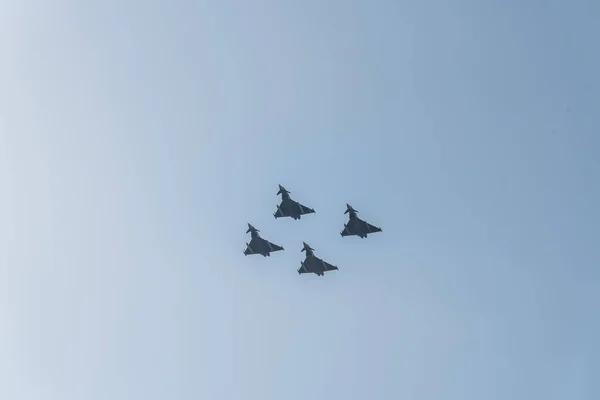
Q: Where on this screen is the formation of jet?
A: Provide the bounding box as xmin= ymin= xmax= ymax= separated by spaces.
xmin=243 ymin=184 xmax=382 ymax=277
xmin=273 ymin=185 xmax=315 ymax=220
xmin=243 ymin=223 xmax=284 ymax=257
xmin=340 ymin=203 xmax=383 ymax=238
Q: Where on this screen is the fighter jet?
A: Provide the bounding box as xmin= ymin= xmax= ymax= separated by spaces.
xmin=273 ymin=184 xmax=315 ymax=220
xmin=297 ymin=242 xmax=339 ymax=276
xmin=340 ymin=203 xmax=382 ymax=238
xmin=243 ymin=223 xmax=284 ymax=257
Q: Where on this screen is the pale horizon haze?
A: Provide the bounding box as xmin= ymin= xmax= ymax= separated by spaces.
xmin=1 ymin=1 xmax=599 ymax=399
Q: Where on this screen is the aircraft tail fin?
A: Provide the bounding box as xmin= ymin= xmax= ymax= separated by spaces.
xmin=301 ymin=242 xmax=314 ymax=252
xmin=277 ymin=184 xmax=290 ymax=195
xmin=345 ymin=203 xmax=358 ymax=214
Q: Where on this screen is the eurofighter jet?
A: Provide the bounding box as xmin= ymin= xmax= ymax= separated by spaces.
xmin=273 ymin=184 xmax=315 ymax=220
xmin=340 ymin=203 xmax=382 ymax=239
xmin=297 ymin=242 xmax=339 ymax=276
xmin=243 ymin=223 xmax=284 ymax=257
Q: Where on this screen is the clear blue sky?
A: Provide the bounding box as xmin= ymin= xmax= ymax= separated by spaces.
xmin=1 ymin=1 xmax=599 ymax=399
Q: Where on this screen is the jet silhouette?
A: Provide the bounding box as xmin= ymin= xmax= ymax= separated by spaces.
xmin=340 ymin=203 xmax=382 ymax=239
xmin=273 ymin=184 xmax=315 ymax=220
xmin=243 ymin=223 xmax=284 ymax=257
xmin=297 ymin=242 xmax=339 ymax=276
